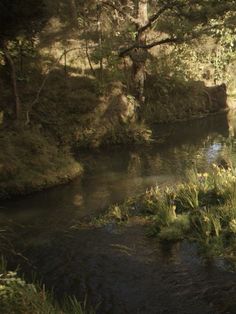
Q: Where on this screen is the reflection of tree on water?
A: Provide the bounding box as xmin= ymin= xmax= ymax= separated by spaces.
xmin=227 ymin=110 xmax=236 ymax=138
xmin=127 ymin=153 xmax=142 ymax=176
xmin=2 ymin=113 xmax=235 ymax=226
xmin=74 ymin=114 xmax=233 ymax=214
xmin=76 ymin=114 xmax=232 ymax=213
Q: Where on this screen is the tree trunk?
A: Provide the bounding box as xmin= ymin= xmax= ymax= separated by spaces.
xmin=3 ymin=43 xmax=21 ymax=121
xmin=131 ymin=0 xmax=148 ymax=104
xmin=97 ymin=5 xmax=103 ymax=81
xmin=68 ymin=0 xmax=78 ymax=28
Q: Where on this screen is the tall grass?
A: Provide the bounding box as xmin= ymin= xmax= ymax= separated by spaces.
xmin=89 ymin=165 xmax=236 ymax=264
xmin=0 ymin=261 xmax=94 ymax=314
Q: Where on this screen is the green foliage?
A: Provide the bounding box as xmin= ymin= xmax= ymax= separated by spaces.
xmin=92 ymin=199 xmax=136 ymax=226
xmin=96 ymin=165 xmax=236 ymax=264
xmin=144 ymin=75 xmax=212 ymax=123
xmin=0 ymin=268 xmax=92 ymax=314
xmin=32 ymin=73 xmax=100 ymax=145
xmin=0 ymin=270 xmax=56 ymax=314
xmin=176 ymin=183 xmax=200 ymax=210
xmin=76 ymin=122 xmax=152 ymax=148
xmin=145 ymin=166 xmax=236 ymax=263
xmin=158 ymin=214 xmax=190 ymax=241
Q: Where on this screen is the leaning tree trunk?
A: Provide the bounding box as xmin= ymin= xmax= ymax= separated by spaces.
xmin=2 ymin=43 xmax=21 ymax=122
xmin=131 ymin=0 xmax=148 ymax=104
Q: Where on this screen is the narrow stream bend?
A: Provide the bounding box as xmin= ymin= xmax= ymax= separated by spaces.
xmin=1 ymin=112 xmax=236 ymax=313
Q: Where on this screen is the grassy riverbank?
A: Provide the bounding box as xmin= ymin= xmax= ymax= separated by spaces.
xmin=93 ymin=164 xmax=236 ymax=265
xmin=0 ymin=128 xmax=82 ymax=199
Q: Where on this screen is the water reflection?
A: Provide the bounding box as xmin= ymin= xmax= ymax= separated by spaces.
xmin=1 ymin=112 xmax=236 ymax=227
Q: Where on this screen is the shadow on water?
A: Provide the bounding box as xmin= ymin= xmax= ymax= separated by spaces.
xmin=2 ymin=113 xmax=231 ymax=219
xmin=2 ymin=112 xmax=236 ymax=313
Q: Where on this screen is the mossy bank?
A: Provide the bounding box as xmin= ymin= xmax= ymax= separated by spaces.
xmin=0 ymin=128 xmax=82 ymax=199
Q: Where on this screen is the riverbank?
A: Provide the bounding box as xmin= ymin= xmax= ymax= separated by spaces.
xmin=144 ymin=76 xmax=228 ymax=123
xmin=0 ymin=107 xmax=230 ymax=200
xmin=0 ymin=128 xmax=83 ymax=199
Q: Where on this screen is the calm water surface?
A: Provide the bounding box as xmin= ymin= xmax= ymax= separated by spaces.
xmin=1 ymin=112 xmax=236 ymax=223
xmin=1 ymin=112 xmax=236 ymax=313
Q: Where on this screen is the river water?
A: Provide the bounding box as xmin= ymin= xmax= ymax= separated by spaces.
xmin=1 ymin=112 xmax=236 ymax=313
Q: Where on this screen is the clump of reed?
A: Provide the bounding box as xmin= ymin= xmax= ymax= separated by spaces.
xmin=89 ymin=165 xmax=236 ymax=265
xmin=143 ymin=165 xmax=236 ymax=262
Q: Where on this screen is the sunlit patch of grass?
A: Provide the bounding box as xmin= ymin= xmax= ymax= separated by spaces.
xmin=211 ymin=163 xmax=236 ymax=200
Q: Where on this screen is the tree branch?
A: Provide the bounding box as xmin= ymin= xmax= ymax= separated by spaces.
xmin=119 ymin=37 xmax=179 ymax=57
xmin=137 ymin=1 xmax=189 ymax=35
xmin=138 ymin=4 xmax=171 ymax=34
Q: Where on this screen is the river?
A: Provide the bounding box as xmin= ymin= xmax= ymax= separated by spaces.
xmin=1 ymin=112 xmax=236 ymax=313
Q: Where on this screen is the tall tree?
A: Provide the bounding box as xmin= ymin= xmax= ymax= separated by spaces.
xmin=0 ymin=0 xmax=46 ymax=123
xmin=99 ymin=0 xmax=236 ymax=103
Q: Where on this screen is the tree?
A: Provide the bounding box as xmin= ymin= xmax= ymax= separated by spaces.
xmin=98 ymin=0 xmax=236 ymax=104
xmin=0 ymin=0 xmax=46 ymax=123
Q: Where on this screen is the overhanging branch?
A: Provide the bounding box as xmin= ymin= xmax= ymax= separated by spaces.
xmin=138 ymin=4 xmax=171 ymax=34
xmin=119 ymin=37 xmax=179 ymax=57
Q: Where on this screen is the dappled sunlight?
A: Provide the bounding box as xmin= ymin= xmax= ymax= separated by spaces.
xmin=1 ymin=1 xmax=236 ymax=313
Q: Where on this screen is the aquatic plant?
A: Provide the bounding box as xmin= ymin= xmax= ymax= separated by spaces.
xmin=88 ymin=166 xmax=236 ymax=265
xmin=176 ymin=183 xmax=200 ymax=210
xmin=157 ymin=214 xmax=190 ymax=241
xmin=144 ymin=167 xmax=236 ymax=263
